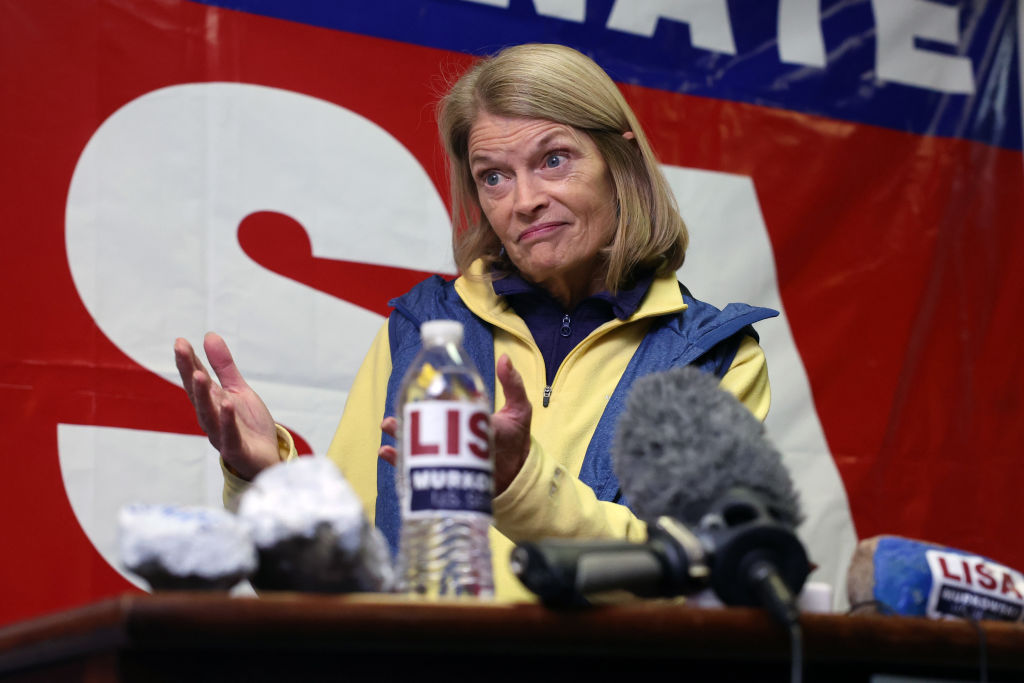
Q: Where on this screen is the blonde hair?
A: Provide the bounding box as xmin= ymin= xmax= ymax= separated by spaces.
xmin=437 ymin=43 xmax=688 ymax=292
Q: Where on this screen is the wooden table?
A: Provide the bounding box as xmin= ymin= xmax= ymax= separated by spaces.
xmin=1 ymin=593 xmax=1022 ymax=681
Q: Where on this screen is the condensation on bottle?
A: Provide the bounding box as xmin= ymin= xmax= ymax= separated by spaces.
xmin=396 ymin=319 xmax=494 ymax=598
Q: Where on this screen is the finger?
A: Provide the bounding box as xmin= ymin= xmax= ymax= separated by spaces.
xmin=173 ymin=338 xmax=205 ymax=403
xmin=218 ymin=399 xmax=243 ymax=457
xmin=179 ymin=336 xmax=211 ymax=375
xmin=203 ymin=332 xmax=248 ymax=391
xmin=380 ymin=416 xmax=399 ymax=439
xmin=218 ymin=401 xmax=259 ymax=480
xmin=378 ymin=445 xmax=397 ymax=467
xmin=190 ymin=368 xmax=223 ymax=439
xmin=495 ymin=354 xmax=531 ymax=420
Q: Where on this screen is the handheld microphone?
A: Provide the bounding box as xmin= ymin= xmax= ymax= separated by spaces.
xmin=238 ymin=457 xmax=395 ymax=593
xmin=848 ymin=535 xmax=1024 ymax=622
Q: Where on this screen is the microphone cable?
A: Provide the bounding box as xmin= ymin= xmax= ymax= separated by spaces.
xmin=787 ymin=619 xmax=803 ymax=683
xmin=747 ymin=557 xmax=803 ymax=683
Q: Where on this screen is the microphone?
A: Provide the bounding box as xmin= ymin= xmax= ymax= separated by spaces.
xmin=848 ymin=535 xmax=1024 ymax=621
xmin=511 ymin=516 xmax=710 ymax=606
xmin=237 ymin=457 xmax=395 ymax=593
xmin=615 ymin=365 xmax=809 ymax=617
xmin=694 ymin=487 xmax=807 ymax=622
xmin=513 ymin=366 xmax=809 ymax=619
xmin=613 ymin=365 xmax=802 ymax=529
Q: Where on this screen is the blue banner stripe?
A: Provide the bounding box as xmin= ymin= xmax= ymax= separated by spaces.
xmin=189 ymin=0 xmax=1021 ymax=151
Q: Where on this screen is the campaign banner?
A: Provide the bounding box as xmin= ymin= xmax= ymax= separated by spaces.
xmin=0 ymin=0 xmax=1021 ymax=624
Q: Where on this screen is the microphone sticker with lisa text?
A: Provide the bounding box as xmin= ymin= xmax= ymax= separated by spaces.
xmin=924 ymin=550 xmax=1024 ymax=621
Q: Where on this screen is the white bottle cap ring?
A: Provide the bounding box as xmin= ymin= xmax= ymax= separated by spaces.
xmin=420 ymin=319 xmax=464 ymax=344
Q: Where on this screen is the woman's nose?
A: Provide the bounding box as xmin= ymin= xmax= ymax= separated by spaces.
xmin=513 ymin=174 xmax=548 ymax=214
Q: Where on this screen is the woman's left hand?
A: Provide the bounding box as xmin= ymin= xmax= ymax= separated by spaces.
xmin=378 ymin=354 xmax=532 ymax=495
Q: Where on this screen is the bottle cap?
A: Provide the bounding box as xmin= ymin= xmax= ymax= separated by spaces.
xmin=797 ymin=581 xmax=834 ymax=613
xmin=420 ymin=319 xmax=464 ymax=345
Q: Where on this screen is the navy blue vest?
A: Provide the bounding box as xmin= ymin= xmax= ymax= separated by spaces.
xmin=375 ymin=275 xmax=777 ymax=552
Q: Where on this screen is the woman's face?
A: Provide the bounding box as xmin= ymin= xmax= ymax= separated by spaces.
xmin=467 ymin=111 xmax=617 ymax=304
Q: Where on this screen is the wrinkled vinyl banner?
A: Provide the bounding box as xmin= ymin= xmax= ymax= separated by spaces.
xmin=1 ymin=0 xmax=1021 ymax=624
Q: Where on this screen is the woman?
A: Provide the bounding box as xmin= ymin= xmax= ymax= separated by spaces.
xmin=174 ymin=44 xmax=776 ymax=601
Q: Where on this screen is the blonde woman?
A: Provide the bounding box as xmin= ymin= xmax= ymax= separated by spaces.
xmin=175 ymin=44 xmax=776 ymax=600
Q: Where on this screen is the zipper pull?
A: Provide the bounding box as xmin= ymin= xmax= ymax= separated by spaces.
xmin=543 ymin=385 xmax=552 ymax=407
xmin=560 ymin=314 xmax=571 ymax=338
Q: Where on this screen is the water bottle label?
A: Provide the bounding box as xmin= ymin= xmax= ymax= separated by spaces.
xmin=402 ymin=400 xmax=493 ymax=517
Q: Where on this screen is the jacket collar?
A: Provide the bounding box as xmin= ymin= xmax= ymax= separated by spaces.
xmin=454 ymin=259 xmax=686 ymax=331
xmin=491 ymin=269 xmax=656 ymax=321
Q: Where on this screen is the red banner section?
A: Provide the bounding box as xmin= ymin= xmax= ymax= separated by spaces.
xmin=1 ymin=0 xmax=1021 ymax=624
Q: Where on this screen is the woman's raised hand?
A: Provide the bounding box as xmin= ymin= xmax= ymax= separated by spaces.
xmin=173 ymin=332 xmax=281 ymax=480
xmin=378 ymin=354 xmax=532 ymax=495
xmin=489 ymin=354 xmax=531 ymax=494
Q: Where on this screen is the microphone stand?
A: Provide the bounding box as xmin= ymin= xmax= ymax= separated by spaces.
xmin=697 ymin=489 xmax=810 ymax=683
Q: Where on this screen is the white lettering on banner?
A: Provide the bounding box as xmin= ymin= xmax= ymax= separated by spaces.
xmin=534 ymin=0 xmax=586 ymax=23
xmin=777 ymin=0 xmax=826 ymax=67
xmin=57 ymin=424 xmax=224 ymax=590
xmin=63 ymin=83 xmax=454 ymax=584
xmin=461 ymin=0 xmax=584 ymax=20
xmin=607 ymin=0 xmax=737 ymax=54
xmin=872 ymin=0 xmax=976 ymax=94
xmin=457 ymin=0 xmax=979 ymax=96
xmin=666 ymin=166 xmax=858 ymax=608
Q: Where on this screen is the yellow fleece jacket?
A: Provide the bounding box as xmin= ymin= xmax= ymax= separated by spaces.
xmin=224 ymin=265 xmax=770 ymax=602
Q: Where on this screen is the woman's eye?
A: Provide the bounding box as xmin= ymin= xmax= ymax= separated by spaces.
xmin=483 ymin=172 xmax=501 ymax=187
xmin=545 ymin=154 xmax=566 ymax=169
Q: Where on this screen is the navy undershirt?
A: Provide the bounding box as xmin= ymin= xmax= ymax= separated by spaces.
xmin=492 ymin=271 xmax=655 ymax=386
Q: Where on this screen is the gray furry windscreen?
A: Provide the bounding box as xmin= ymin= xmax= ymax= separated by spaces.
xmin=612 ymin=365 xmax=803 ymax=528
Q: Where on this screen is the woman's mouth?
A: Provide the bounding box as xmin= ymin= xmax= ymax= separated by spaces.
xmin=517 ymin=222 xmax=565 ymax=242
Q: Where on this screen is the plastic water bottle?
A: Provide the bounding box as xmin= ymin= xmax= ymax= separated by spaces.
xmin=396 ymin=319 xmax=494 ymax=598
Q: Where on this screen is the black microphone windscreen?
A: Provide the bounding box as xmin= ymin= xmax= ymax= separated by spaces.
xmin=612 ymin=365 xmax=803 ymax=528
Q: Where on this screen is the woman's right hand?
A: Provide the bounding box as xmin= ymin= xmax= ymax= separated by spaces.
xmin=173 ymin=332 xmax=281 ymax=480
xmin=378 ymin=354 xmax=531 ymax=496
